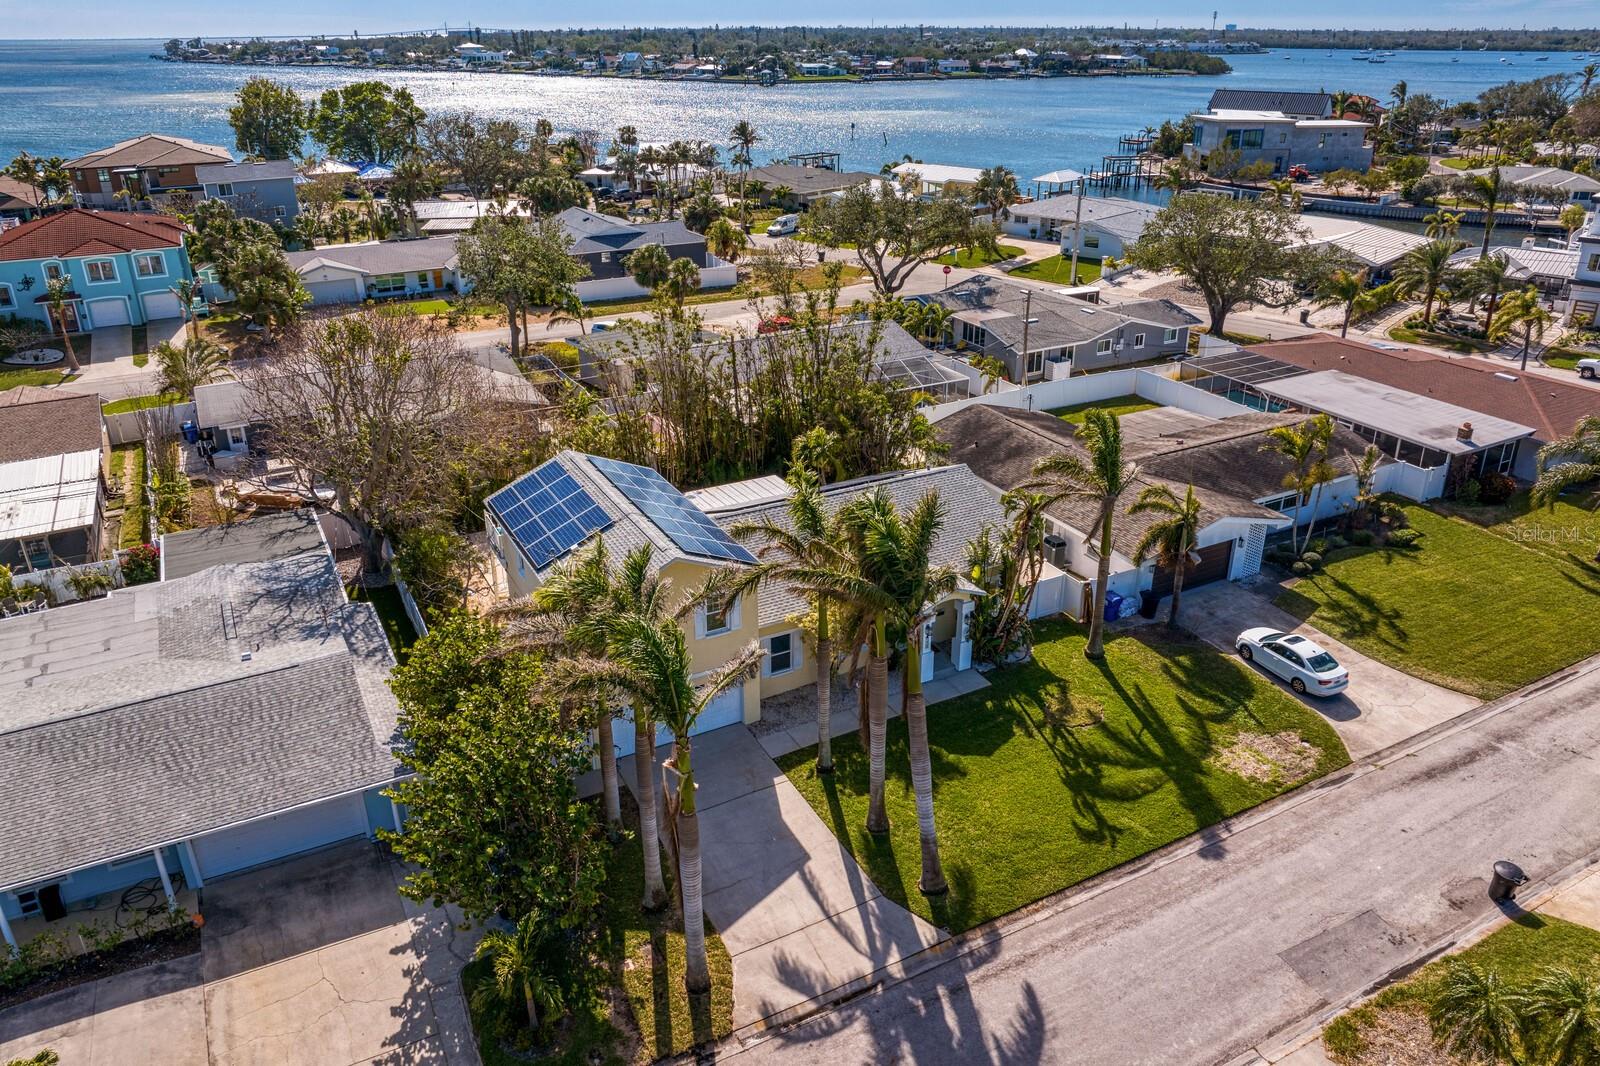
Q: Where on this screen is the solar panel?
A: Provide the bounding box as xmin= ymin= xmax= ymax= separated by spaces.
xmin=487 ymin=463 xmax=614 ymax=569
xmin=588 ymin=457 xmax=757 ymax=564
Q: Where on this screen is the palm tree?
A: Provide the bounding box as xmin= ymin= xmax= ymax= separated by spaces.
xmin=1467 ymin=252 xmax=1516 ymax=336
xmin=704 ymin=217 xmax=749 ymax=264
xmin=169 ymin=278 xmax=200 ymax=343
xmin=663 ymin=257 xmax=701 ymax=312
xmin=728 ymin=120 xmax=760 ymax=229
xmin=853 ymin=489 xmax=957 ymax=895
xmin=1533 ymin=416 xmax=1600 ymax=542
xmin=1423 ymin=209 xmax=1464 ymax=238
xmin=1395 ymin=238 xmax=1465 ymax=326
xmin=601 ymin=609 xmax=763 ymax=994
xmin=1313 ymin=267 xmax=1371 ymax=338
xmin=1390 ymin=80 xmax=1408 ymax=108
xmin=1490 ymin=286 xmax=1553 ymax=371
xmin=973 ymin=165 xmax=1020 ymax=224
xmin=717 ymin=469 xmax=849 ymax=773
xmin=1267 ymin=178 xmax=1303 ymax=212
xmin=1128 ymin=485 xmax=1203 ymax=630
xmin=153 ymin=337 xmax=230 ymax=400
xmin=1021 ymin=409 xmax=1139 ymax=659
xmin=1329 ymin=90 xmax=1355 ymax=120
xmin=1428 ymin=961 xmax=1526 ymax=1064
xmin=42 ymin=276 xmax=82 ymax=374
xmin=497 ymin=538 xmax=624 ymax=829
xmin=471 ymin=912 xmax=565 ymax=1037
xmin=1581 ymin=63 xmax=1599 ymax=97
xmin=974 ymin=355 xmax=1007 ymax=394
xmin=1456 ymin=165 xmax=1505 ymax=259
xmin=1525 ymin=966 xmax=1600 ymax=1066
xmin=1261 ymin=415 xmax=1337 ymax=555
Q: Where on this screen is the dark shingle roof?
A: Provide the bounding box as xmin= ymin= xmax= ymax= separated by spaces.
xmin=1206 ymin=89 xmax=1330 ymax=115
xmin=554 ymin=208 xmax=705 ymax=255
xmin=0 ymin=387 xmax=103 ymax=463
xmin=161 ymin=509 xmax=327 ymax=579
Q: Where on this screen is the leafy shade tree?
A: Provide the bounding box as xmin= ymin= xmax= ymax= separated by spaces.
xmin=1260 ymin=414 xmax=1337 ymax=555
xmin=806 ymin=182 xmax=993 ymax=295
xmin=227 ymin=77 xmax=307 ymax=160
xmin=3 ymin=152 xmax=70 ymax=212
xmin=386 ymin=157 xmax=438 ymax=236
xmin=1128 ymin=484 xmax=1203 ymax=629
xmin=1312 ymin=267 xmax=1371 ymax=338
xmin=1561 ymin=203 xmax=1590 ymax=242
xmin=381 ymin=615 xmax=606 ymax=928
xmin=1455 ymin=166 xmax=1505 ymax=260
xmin=456 ymin=216 xmax=590 ymax=357
xmin=152 ymin=337 xmax=230 ymax=399
xmin=310 ymin=80 xmax=425 ymax=164
xmin=1428 ymin=961 xmax=1526 ymax=1065
xmin=1489 ymin=286 xmax=1553 ymax=371
xmin=243 ymin=310 xmax=521 ymax=574
xmin=1021 ymin=408 xmax=1138 ymax=659
xmin=1394 ymin=238 xmax=1465 ymax=326
xmin=420 ymin=112 xmax=528 ymax=200
xmin=42 ymin=277 xmax=82 ymax=374
xmin=589 ymin=609 xmax=763 ymax=994
xmin=1125 ymin=194 xmax=1328 ymax=335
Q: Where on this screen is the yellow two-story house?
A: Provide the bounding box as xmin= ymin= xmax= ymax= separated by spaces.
xmin=485 ymin=452 xmax=1006 ymax=755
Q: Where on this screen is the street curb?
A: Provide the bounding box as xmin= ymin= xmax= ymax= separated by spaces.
xmin=710 ymin=651 xmax=1600 ymax=1061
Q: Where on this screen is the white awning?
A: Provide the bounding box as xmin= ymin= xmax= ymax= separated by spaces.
xmin=1032 ymin=169 xmax=1087 ymax=184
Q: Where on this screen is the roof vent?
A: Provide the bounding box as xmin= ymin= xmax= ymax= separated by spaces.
xmin=1493 ymin=372 xmax=1518 ymax=381
xmin=1025 ymin=317 xmax=1039 ymax=324
xmin=1456 ymin=421 xmax=1474 ymax=442
xmin=1079 ymin=306 xmax=1097 ymax=314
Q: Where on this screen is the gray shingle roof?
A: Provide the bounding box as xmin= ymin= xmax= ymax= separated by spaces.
xmin=286 ymin=236 xmax=459 ymax=276
xmin=922 ymin=275 xmax=1198 ymax=353
xmin=554 ymin=208 xmax=705 ymax=255
xmin=0 ymin=549 xmax=401 ymax=888
xmin=195 ymin=159 xmax=298 ymax=184
xmin=744 ymin=164 xmax=879 ymax=196
xmin=704 ymin=465 xmax=1006 ymax=628
xmin=1009 ymin=194 xmax=1160 ymax=235
xmin=161 ymin=509 xmax=327 ymax=580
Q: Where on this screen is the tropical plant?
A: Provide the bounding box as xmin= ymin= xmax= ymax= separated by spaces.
xmin=728 ymin=119 xmax=760 ymax=228
xmin=1423 ymin=209 xmax=1465 ymax=238
xmin=1312 ymin=267 xmax=1372 ymax=338
xmin=1455 ymin=165 xmax=1506 ymax=259
xmin=40 ymin=277 xmax=82 ymax=374
xmin=662 ymin=256 xmax=702 ymax=311
xmin=1533 ymin=414 xmax=1600 ymax=561
xmin=1020 ymin=409 xmax=1139 ymax=659
xmin=704 ymin=217 xmax=749 ymax=263
xmin=973 ymin=354 xmax=1008 ymax=393
xmin=1524 ymin=966 xmax=1600 ymax=1066
xmin=1128 ymin=484 xmax=1204 ymax=629
xmin=973 ymin=165 xmax=1021 ymax=224
xmin=1490 ymin=286 xmax=1554 ymax=371
xmin=626 ymin=242 xmax=672 ymax=292
xmin=470 ymin=912 xmax=569 ymax=1038
xmin=1348 ymin=444 xmax=1383 ymax=527
xmin=1428 ymin=961 xmax=1526 ymax=1064
xmin=1465 ymin=252 xmax=1517 ymax=336
xmin=152 ymin=337 xmax=230 ymax=399
xmin=1394 ymin=238 xmax=1466 ymax=326
xmin=1261 ymin=414 xmax=1337 ymax=555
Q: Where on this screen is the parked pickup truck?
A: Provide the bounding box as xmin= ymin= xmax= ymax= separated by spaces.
xmin=1577 ymin=357 xmax=1600 ymax=380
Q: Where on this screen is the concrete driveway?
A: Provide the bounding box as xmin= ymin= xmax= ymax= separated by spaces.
xmin=0 ymin=842 xmax=478 ymax=1066
xmin=618 ymin=726 xmax=944 ymax=1030
xmin=1180 ymin=580 xmax=1480 ymax=758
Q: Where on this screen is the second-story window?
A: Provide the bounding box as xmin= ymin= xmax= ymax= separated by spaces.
xmin=85 ymin=259 xmax=117 ymax=283
xmin=134 ymin=253 xmax=166 ymax=278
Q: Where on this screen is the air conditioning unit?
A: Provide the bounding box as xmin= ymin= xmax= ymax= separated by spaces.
xmin=1042 ymin=534 xmax=1069 ymax=568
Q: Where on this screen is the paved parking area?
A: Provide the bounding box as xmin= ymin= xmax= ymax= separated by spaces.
xmin=1180 ymin=581 xmax=1480 ymax=758
xmin=0 ymin=842 xmax=478 ymax=1066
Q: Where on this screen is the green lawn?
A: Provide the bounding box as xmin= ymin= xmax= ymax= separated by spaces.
xmin=1437 ymin=157 xmax=1474 ymax=170
xmin=1387 ymin=324 xmax=1496 ymax=354
xmin=1048 ymin=394 xmax=1160 ymax=423
xmin=116 ymin=443 xmax=148 ymax=549
xmin=1542 ymin=347 xmax=1595 ymax=371
xmin=102 ymin=392 xmax=183 ymax=415
xmin=347 ymin=583 xmax=419 ymax=663
xmin=778 ymin=621 xmax=1350 ymax=933
xmin=1008 ymin=256 xmax=1105 ymax=285
xmin=1276 ymin=502 xmax=1600 ymax=700
xmin=1323 ymin=915 xmax=1600 ymax=1064
xmin=936 ymin=244 xmax=1024 ymax=268
xmin=0 ymin=366 xmax=76 ymax=391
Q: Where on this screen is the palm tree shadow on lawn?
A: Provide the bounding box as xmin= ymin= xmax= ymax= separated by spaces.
xmin=1276 ymin=568 xmax=1410 ymax=649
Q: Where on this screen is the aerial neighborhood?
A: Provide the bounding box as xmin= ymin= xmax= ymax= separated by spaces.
xmin=3 ymin=22 xmax=1600 ymax=1066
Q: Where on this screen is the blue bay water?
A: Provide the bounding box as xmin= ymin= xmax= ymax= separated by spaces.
xmin=0 ymin=40 xmax=1588 ymax=178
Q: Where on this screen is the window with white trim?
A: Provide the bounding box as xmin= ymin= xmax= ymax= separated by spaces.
xmin=216 ymin=182 xmax=234 ymax=196
xmin=368 ymin=272 xmax=407 ymax=295
xmin=134 ymin=252 xmax=165 ymax=278
xmin=1133 ymin=332 xmax=1145 ymax=349
xmin=1096 ymin=338 xmax=1112 ymax=355
xmin=1163 ymin=327 xmax=1179 ymax=343
xmin=764 ymin=631 xmax=801 ymax=676
xmin=0 ymin=284 xmax=12 ymax=310
xmin=701 ymin=597 xmax=735 ymax=636
xmin=1083 ymin=233 xmax=1100 ymax=249
xmin=43 ymin=262 xmax=64 ymax=282
xmin=1261 ymin=491 xmax=1300 ymax=513
xmin=85 ymin=259 xmax=117 ymax=283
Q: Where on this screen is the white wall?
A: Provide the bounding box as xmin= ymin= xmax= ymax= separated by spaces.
xmin=575 ymin=258 xmax=738 ymax=305
xmin=1373 ymin=460 xmax=1449 ymax=502
xmin=104 ymin=401 xmax=198 ymax=446
xmin=926 ymin=367 xmax=1256 ymax=423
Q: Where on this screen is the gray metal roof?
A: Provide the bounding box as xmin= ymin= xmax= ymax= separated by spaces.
xmin=744 ymin=164 xmax=879 ymax=196
xmin=195 ymin=159 xmax=298 ymax=184
xmin=0 ymin=549 xmax=401 ymax=888
xmin=161 ymin=509 xmax=327 ymax=580
xmin=705 ymin=465 xmax=1006 ymax=628
xmin=1206 ymin=89 xmax=1331 ymax=116
xmin=286 ymin=236 xmax=459 ymax=276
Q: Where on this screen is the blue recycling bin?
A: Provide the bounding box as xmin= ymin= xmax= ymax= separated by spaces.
xmin=1103 ymin=591 xmax=1125 ymax=622
xmin=180 ymin=420 xmax=199 ymax=444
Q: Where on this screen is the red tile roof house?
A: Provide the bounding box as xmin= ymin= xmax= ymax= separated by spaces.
xmin=0 ymin=208 xmax=194 ymax=332
xmin=64 ymin=133 xmax=232 ymax=210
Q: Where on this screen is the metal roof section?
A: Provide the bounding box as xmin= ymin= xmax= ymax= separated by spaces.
xmin=1257 ymin=370 xmax=1536 ymax=453
xmin=685 ymin=475 xmax=794 ymax=513
xmin=0 ymin=449 xmax=100 ymax=540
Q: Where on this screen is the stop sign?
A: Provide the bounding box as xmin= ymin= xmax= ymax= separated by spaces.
xmin=943 ymin=265 xmax=952 ymax=275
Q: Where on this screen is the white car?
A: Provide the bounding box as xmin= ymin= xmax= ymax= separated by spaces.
xmin=766 ymin=213 xmax=800 ymax=237
xmin=1236 ymin=628 xmax=1349 ymax=697
xmin=1577 ymin=357 xmax=1600 ymax=381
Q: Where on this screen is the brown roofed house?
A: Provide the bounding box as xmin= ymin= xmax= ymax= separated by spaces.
xmin=64 ymin=134 xmax=232 ymax=209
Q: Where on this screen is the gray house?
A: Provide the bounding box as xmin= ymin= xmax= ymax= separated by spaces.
xmin=285 ymin=236 xmax=463 ymax=305
xmin=1002 ymin=195 xmax=1159 ymax=259
xmin=742 ymin=164 xmax=879 ymax=209
xmin=554 ymin=208 xmax=736 ymax=302
xmin=196 ymin=160 xmax=300 ymax=224
xmin=920 ymin=275 xmax=1198 ymax=383
xmin=1185 ymin=90 xmax=1372 ymax=175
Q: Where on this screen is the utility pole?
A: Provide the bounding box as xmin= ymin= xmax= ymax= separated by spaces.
xmin=1019 ymin=287 xmax=1034 ymax=383
xmin=1068 ymin=176 xmax=1086 ymax=285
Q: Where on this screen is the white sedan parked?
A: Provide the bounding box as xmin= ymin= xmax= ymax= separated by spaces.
xmin=1236 ymin=628 xmax=1350 ymax=697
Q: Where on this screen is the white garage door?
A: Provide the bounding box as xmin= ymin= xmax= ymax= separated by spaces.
xmin=305 ymin=278 xmax=360 ymax=306
xmin=141 ymin=291 xmax=182 ymax=320
xmin=192 ymin=793 xmax=369 ymax=881
xmin=87 ymin=298 xmax=130 ymax=327
xmin=610 ymin=682 xmax=744 ymax=758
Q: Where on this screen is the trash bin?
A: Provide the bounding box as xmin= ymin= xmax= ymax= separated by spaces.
xmin=1139 ymin=589 xmax=1160 ymax=619
xmin=180 ymin=420 xmax=199 ymax=444
xmin=1103 ymin=591 xmax=1125 ymax=622
xmin=1488 ymin=860 xmax=1528 ymax=903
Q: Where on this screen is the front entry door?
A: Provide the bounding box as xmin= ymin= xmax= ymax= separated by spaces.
xmin=49 ymin=302 xmax=82 ymax=333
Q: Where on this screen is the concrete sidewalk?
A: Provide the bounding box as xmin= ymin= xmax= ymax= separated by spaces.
xmin=1179 ymin=581 xmax=1480 ymax=759
xmin=618 ymin=726 xmax=945 ymax=1029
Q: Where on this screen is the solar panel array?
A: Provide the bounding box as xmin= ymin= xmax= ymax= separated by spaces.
xmin=589 ymin=457 xmax=757 ymax=564
xmin=487 ymin=464 xmax=613 ymax=569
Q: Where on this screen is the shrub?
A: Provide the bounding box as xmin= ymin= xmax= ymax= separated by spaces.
xmin=1377 ymin=501 xmax=1409 ymax=528
xmin=1324 ymin=534 xmax=1347 ymax=551
xmin=1387 ymin=528 xmax=1423 ymax=548
xmin=1299 ymin=551 xmax=1323 ymax=569
xmin=1478 ymin=472 xmax=1517 ymax=505
xmin=1457 ymin=478 xmax=1482 ymax=506
xmin=1306 ymin=538 xmax=1329 ymax=555
xmin=1348 ymin=529 xmax=1375 ymax=546
xmin=121 ymin=543 xmax=161 ymax=585
xmin=66 ymin=568 xmax=113 ymax=600
xmin=1291 ymin=560 xmax=1312 ymax=576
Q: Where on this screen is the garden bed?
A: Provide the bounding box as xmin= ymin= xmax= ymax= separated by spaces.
xmin=0 ymin=922 xmax=200 ymax=1013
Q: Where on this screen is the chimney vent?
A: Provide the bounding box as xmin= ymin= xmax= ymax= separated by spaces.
xmin=1456 ymin=421 xmax=1474 ymax=442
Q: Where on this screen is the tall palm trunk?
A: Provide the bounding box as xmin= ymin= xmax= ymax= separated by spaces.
xmin=674 ymin=738 xmax=711 ymax=994
xmin=1086 ymin=509 xmax=1115 ymax=659
xmin=815 ymin=599 xmax=833 ymax=774
xmin=903 ymin=634 xmax=947 ymax=895
xmin=865 ymin=618 xmax=890 ymax=834
xmin=597 ymin=711 xmax=621 ymax=828
xmin=1167 ymin=562 xmax=1187 ymax=630
xmin=634 ymin=714 xmax=667 ymax=909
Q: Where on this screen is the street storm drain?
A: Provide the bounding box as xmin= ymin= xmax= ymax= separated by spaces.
xmin=1279 ymin=910 xmax=1415 ymax=1000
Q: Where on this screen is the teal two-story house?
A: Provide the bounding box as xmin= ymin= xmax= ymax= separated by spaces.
xmin=0 ymin=209 xmax=193 ymax=333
